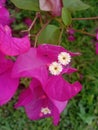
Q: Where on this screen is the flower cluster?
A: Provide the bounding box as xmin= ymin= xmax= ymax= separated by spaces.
xmin=0 ymin=0 xmax=83 ymax=126
xmin=66 ymin=27 xmax=76 ymax=42
xmin=0 ymin=0 xmax=30 ymax=105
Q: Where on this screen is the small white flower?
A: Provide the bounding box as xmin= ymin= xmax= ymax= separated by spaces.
xmin=49 ymin=61 xmax=63 ymax=75
xmin=58 ymin=52 xmax=71 ymax=66
xmin=41 ymin=107 xmax=51 ymax=115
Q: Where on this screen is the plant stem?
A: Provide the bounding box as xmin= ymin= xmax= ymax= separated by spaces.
xmin=34 ymin=19 xmax=52 ymax=47
xmin=74 ymin=29 xmax=96 ymax=37
xmin=58 ymin=28 xmax=64 ymax=45
xmin=72 ymin=16 xmax=98 ymax=21
xmin=28 ymin=12 xmax=39 ymax=32
xmin=21 ymin=12 xmax=39 ymax=33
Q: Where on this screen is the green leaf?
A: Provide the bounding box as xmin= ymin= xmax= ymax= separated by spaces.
xmin=38 ymin=25 xmax=60 ymax=44
xmin=62 ymin=7 xmax=72 ymax=26
xmin=63 ymin=0 xmax=90 ymax=12
xmin=11 ymin=0 xmax=40 ymax=11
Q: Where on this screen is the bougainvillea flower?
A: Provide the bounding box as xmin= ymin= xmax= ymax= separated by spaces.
xmin=0 ymin=6 xmax=11 ymax=25
xmin=24 ymin=18 xmax=32 ymax=26
xmin=0 ymin=24 xmax=30 ymax=56
xmin=67 ymin=28 xmax=75 ymax=35
xmin=0 ymin=52 xmax=19 ymax=105
xmin=12 ymin=44 xmax=82 ymax=101
xmin=96 ymin=32 xmax=98 ymax=40
xmin=0 ymin=0 xmax=6 ymax=5
xmin=68 ymin=35 xmax=76 ymax=42
xmin=95 ymin=32 xmax=98 ymax=55
xmin=39 ymin=0 xmax=63 ymax=16
xmin=0 ymin=0 xmax=11 ymax=25
xmin=15 ymin=79 xmax=68 ymax=125
xmin=95 ymin=42 xmax=98 ymax=55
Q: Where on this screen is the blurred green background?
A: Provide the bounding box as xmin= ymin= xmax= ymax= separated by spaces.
xmin=0 ymin=0 xmax=98 ymax=130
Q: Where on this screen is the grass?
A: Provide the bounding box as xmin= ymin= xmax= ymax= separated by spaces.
xmin=0 ymin=0 xmax=98 ymax=130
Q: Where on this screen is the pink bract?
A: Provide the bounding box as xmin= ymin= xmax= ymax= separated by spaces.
xmin=0 ymin=6 xmax=11 ymax=25
xmin=95 ymin=32 xmax=98 ymax=55
xmin=0 ymin=0 xmax=11 ymax=25
xmin=68 ymin=35 xmax=76 ymax=42
xmin=12 ymin=44 xmax=82 ymax=101
xmin=39 ymin=0 xmax=62 ymax=16
xmin=24 ymin=18 xmax=32 ymax=26
xmin=95 ymin=42 xmax=98 ymax=55
xmin=15 ymin=78 xmax=68 ymax=125
xmin=96 ymin=32 xmax=98 ymax=40
xmin=0 ymin=52 xmax=19 ymax=105
xmin=0 ymin=0 xmax=6 ymax=5
xmin=0 ymin=24 xmax=30 ymax=56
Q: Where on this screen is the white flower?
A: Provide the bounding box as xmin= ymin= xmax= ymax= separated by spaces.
xmin=41 ymin=107 xmax=51 ymax=115
xmin=58 ymin=52 xmax=71 ymax=66
xmin=49 ymin=61 xmax=63 ymax=75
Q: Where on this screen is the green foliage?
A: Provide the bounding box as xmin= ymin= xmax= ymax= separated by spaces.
xmin=61 ymin=7 xmax=72 ymax=26
xmin=38 ymin=25 xmax=60 ymax=44
xmin=63 ymin=0 xmax=90 ymax=12
xmin=11 ymin=0 xmax=40 ymax=11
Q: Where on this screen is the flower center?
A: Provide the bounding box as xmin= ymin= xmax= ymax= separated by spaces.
xmin=63 ymin=57 xmax=66 ymax=60
xmin=58 ymin=52 xmax=71 ymax=66
xmin=41 ymin=107 xmax=51 ymax=115
xmin=49 ymin=61 xmax=63 ymax=75
xmin=54 ymin=67 xmax=58 ymax=70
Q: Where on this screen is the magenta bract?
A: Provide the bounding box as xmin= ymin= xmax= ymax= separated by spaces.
xmin=0 ymin=6 xmax=11 ymax=25
xmin=24 ymin=18 xmax=32 ymax=26
xmin=39 ymin=0 xmax=62 ymax=16
xmin=96 ymin=32 xmax=98 ymax=40
xmin=68 ymin=35 xmax=76 ymax=42
xmin=0 ymin=24 xmax=30 ymax=56
xmin=0 ymin=52 xmax=19 ymax=105
xmin=0 ymin=0 xmax=11 ymax=25
xmin=95 ymin=42 xmax=98 ymax=55
xmin=12 ymin=44 xmax=82 ymax=101
xmin=0 ymin=0 xmax=6 ymax=6
xmin=15 ymin=78 xmax=68 ymax=125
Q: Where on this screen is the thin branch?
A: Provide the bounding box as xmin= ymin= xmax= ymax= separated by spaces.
xmin=21 ymin=12 xmax=39 ymax=33
xmin=74 ymin=29 xmax=96 ymax=37
xmin=34 ymin=19 xmax=52 ymax=47
xmin=72 ymin=16 xmax=98 ymax=21
xmin=28 ymin=13 xmax=39 ymax=32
